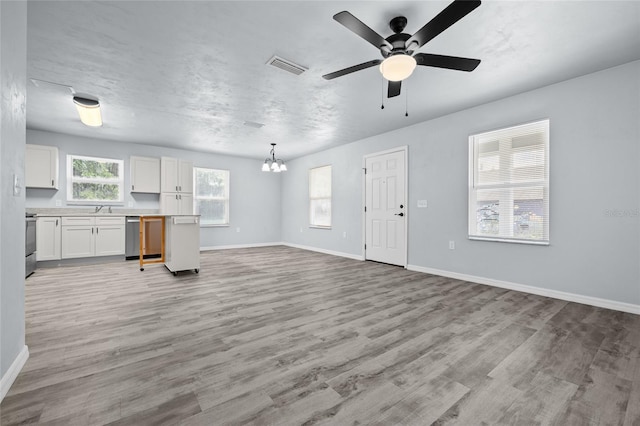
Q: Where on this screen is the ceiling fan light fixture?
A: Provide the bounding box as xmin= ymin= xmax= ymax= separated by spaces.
xmin=73 ymin=96 xmax=102 ymax=127
xmin=380 ymin=54 xmax=417 ymax=82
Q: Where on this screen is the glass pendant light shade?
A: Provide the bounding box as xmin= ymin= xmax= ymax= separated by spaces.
xmin=279 ymin=162 xmax=287 ymax=171
xmin=379 ymin=54 xmax=417 ymax=82
xmin=262 ymin=161 xmax=270 ymax=172
xmin=271 ymin=161 xmax=279 ymax=171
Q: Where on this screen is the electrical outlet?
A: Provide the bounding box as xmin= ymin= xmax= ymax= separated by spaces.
xmin=449 ymin=240 xmax=455 ymax=250
xmin=343 ymin=231 xmax=347 ymax=238
xmin=236 ymin=227 xmax=240 ymax=233
xmin=300 ymin=227 xmax=303 ymax=233
xmin=417 ymin=200 xmax=428 ymax=208
xmin=13 ymin=174 xmax=21 ymax=196
xmin=128 ymin=201 xmax=133 ymax=207
xmin=55 ymin=200 xmax=62 ymax=207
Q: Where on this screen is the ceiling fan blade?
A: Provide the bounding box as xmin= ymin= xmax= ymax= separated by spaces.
xmin=322 ymin=59 xmax=382 ymax=80
xmin=406 ymin=0 xmax=481 ymax=50
xmin=388 ymin=80 xmax=401 ymax=98
xmin=414 ymin=53 xmax=481 ymax=71
xmin=333 ymin=11 xmax=393 ymax=51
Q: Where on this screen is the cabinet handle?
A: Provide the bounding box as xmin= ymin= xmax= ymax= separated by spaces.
xmin=52 ymin=179 xmax=54 ymax=187
xmin=97 ymin=227 xmax=99 ymax=234
xmin=132 ymin=185 xmax=134 ymax=191
xmin=175 ymin=194 xmax=178 ymax=200
xmin=176 ymin=185 xmax=178 ymax=191
xmin=92 ymin=227 xmax=94 ymax=234
xmin=56 ymin=219 xmax=58 ymax=226
xmin=179 ymin=185 xmax=182 ymax=191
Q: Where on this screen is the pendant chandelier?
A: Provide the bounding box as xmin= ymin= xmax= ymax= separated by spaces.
xmin=261 ymin=143 xmax=287 ymax=172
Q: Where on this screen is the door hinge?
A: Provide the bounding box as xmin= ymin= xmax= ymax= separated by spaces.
xmin=364 ymin=244 xmax=367 ymax=250
xmin=363 ymin=168 xmax=367 ymax=174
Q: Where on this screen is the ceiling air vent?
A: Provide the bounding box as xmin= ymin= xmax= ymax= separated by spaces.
xmin=243 ymin=121 xmax=265 ymax=129
xmin=266 ymin=55 xmax=308 ymax=76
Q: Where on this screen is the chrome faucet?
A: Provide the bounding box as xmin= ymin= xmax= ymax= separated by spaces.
xmin=95 ymin=205 xmax=104 ymax=213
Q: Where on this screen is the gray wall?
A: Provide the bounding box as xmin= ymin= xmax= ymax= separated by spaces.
xmin=1 ymin=1 xmax=27 ymax=377
xmin=282 ymin=60 xmax=640 ymax=306
xmin=26 ymin=130 xmax=282 ymax=247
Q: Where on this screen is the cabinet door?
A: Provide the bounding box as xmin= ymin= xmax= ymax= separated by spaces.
xmin=161 ymin=157 xmax=179 ymax=192
xmin=26 ymin=144 xmax=58 ymax=189
xmin=131 ymin=156 xmax=160 ymax=193
xmin=179 ymin=193 xmax=194 ymax=215
xmin=95 ymin=225 xmax=125 ymax=256
xmin=160 ymin=193 xmax=180 ymax=215
xmin=61 ymin=226 xmax=95 ymax=259
xmin=36 ymin=217 xmax=61 ymax=261
xmin=178 ymin=159 xmax=193 ymax=193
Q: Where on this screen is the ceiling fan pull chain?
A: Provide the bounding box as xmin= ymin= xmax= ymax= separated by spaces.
xmin=405 ymin=82 xmax=409 ymax=117
xmin=381 ymin=76 xmax=385 ymax=109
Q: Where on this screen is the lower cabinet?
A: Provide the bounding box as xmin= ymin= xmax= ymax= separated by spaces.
xmin=60 ymin=216 xmax=125 ymax=259
xmin=36 ymin=216 xmax=61 ymax=261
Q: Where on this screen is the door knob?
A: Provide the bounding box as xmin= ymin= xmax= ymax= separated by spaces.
xmin=394 ymin=212 xmax=404 ymax=217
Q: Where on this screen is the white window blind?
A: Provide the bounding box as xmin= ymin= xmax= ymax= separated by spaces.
xmin=469 ymin=119 xmax=549 ymax=244
xmin=193 ymin=168 xmax=229 ymax=226
xmin=309 ymin=165 xmax=332 ymax=228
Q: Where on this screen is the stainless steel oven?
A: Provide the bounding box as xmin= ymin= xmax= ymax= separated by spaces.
xmin=26 ymin=214 xmax=37 ymax=277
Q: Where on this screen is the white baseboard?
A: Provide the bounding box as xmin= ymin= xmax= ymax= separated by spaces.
xmin=407 ymin=265 xmax=640 ymax=315
xmin=200 ymin=242 xmax=282 ymax=251
xmin=1 ymin=345 xmax=29 ymax=402
xmin=282 ymin=242 xmax=365 ymax=261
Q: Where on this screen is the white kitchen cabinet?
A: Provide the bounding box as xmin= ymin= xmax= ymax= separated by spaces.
xmin=130 ymin=156 xmax=160 ymax=193
xmin=61 ymin=216 xmax=125 ymax=259
xmin=160 ymin=193 xmax=193 ymax=215
xmin=26 ymin=144 xmax=59 ymax=189
xmin=61 ymin=225 xmax=94 ymax=259
xmin=160 ymin=156 xmax=194 ymax=215
xmin=161 ymin=157 xmax=193 ymax=193
xmin=36 ymin=217 xmax=61 ymax=261
xmin=165 ymin=215 xmax=200 ymax=275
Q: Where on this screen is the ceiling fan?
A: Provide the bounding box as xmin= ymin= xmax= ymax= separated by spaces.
xmin=322 ymin=0 xmax=482 ymax=98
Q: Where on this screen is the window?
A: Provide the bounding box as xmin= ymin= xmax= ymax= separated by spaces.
xmin=193 ymin=167 xmax=229 ymax=226
xmin=67 ymin=155 xmax=124 ymax=203
xmin=469 ymin=120 xmax=549 ymax=244
xmin=309 ymin=165 xmax=332 ymax=228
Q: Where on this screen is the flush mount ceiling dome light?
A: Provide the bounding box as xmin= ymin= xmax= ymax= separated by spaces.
xmin=379 ymin=54 xmax=417 ymax=82
xmin=73 ymin=96 xmax=102 ymax=127
xmin=261 ymin=143 xmax=287 ymax=173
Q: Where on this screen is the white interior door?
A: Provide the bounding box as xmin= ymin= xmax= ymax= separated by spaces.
xmin=365 ymin=148 xmax=407 ymax=266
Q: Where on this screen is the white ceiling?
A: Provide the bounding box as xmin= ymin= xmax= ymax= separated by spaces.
xmin=26 ymin=1 xmax=640 ymax=160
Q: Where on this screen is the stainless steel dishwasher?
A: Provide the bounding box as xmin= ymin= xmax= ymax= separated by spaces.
xmin=126 ymin=216 xmax=162 ymax=260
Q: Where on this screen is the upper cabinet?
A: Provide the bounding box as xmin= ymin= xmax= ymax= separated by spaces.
xmin=25 ymin=144 xmax=59 ymax=189
xmin=130 ymin=156 xmax=160 ymax=193
xmin=161 ymin=157 xmax=193 ymax=193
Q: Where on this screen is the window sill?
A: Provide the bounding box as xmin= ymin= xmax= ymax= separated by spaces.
xmin=468 ymin=236 xmax=549 ymax=246
xmin=309 ymin=225 xmax=332 ymax=230
xmin=200 ymin=224 xmax=230 ymax=228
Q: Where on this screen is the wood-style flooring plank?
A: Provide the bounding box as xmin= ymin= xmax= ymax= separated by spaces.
xmin=1 ymin=246 xmax=637 ymax=425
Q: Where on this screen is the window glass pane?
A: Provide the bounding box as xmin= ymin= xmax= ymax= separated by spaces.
xmin=193 ymin=167 xmax=229 ymax=225
xmin=476 ymin=200 xmax=500 ymax=236
xmin=195 ymin=169 xmax=228 ymax=198
xmin=310 ymin=199 xmax=331 ymax=227
xmin=197 ymin=199 xmax=227 ymax=225
xmin=73 ymin=158 xmax=119 ymax=180
xmin=513 ymin=189 xmax=545 ymax=240
xmin=72 ymin=183 xmax=120 ymax=201
xmin=309 ymin=165 xmax=332 ymax=227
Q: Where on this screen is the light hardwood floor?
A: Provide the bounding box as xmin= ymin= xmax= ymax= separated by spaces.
xmin=1 ymin=246 xmax=639 ymax=425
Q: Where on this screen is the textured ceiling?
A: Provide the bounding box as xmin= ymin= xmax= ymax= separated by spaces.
xmin=26 ymin=1 xmax=640 ymax=160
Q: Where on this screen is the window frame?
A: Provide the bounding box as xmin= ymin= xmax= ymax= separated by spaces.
xmin=309 ymin=165 xmax=332 ymax=229
xmin=468 ymin=119 xmax=550 ymax=245
xmin=66 ymin=154 xmax=124 ymax=205
xmin=193 ymin=167 xmax=230 ymax=227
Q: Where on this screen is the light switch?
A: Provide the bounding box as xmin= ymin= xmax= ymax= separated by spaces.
xmin=12 ymin=174 xmax=21 ymax=196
